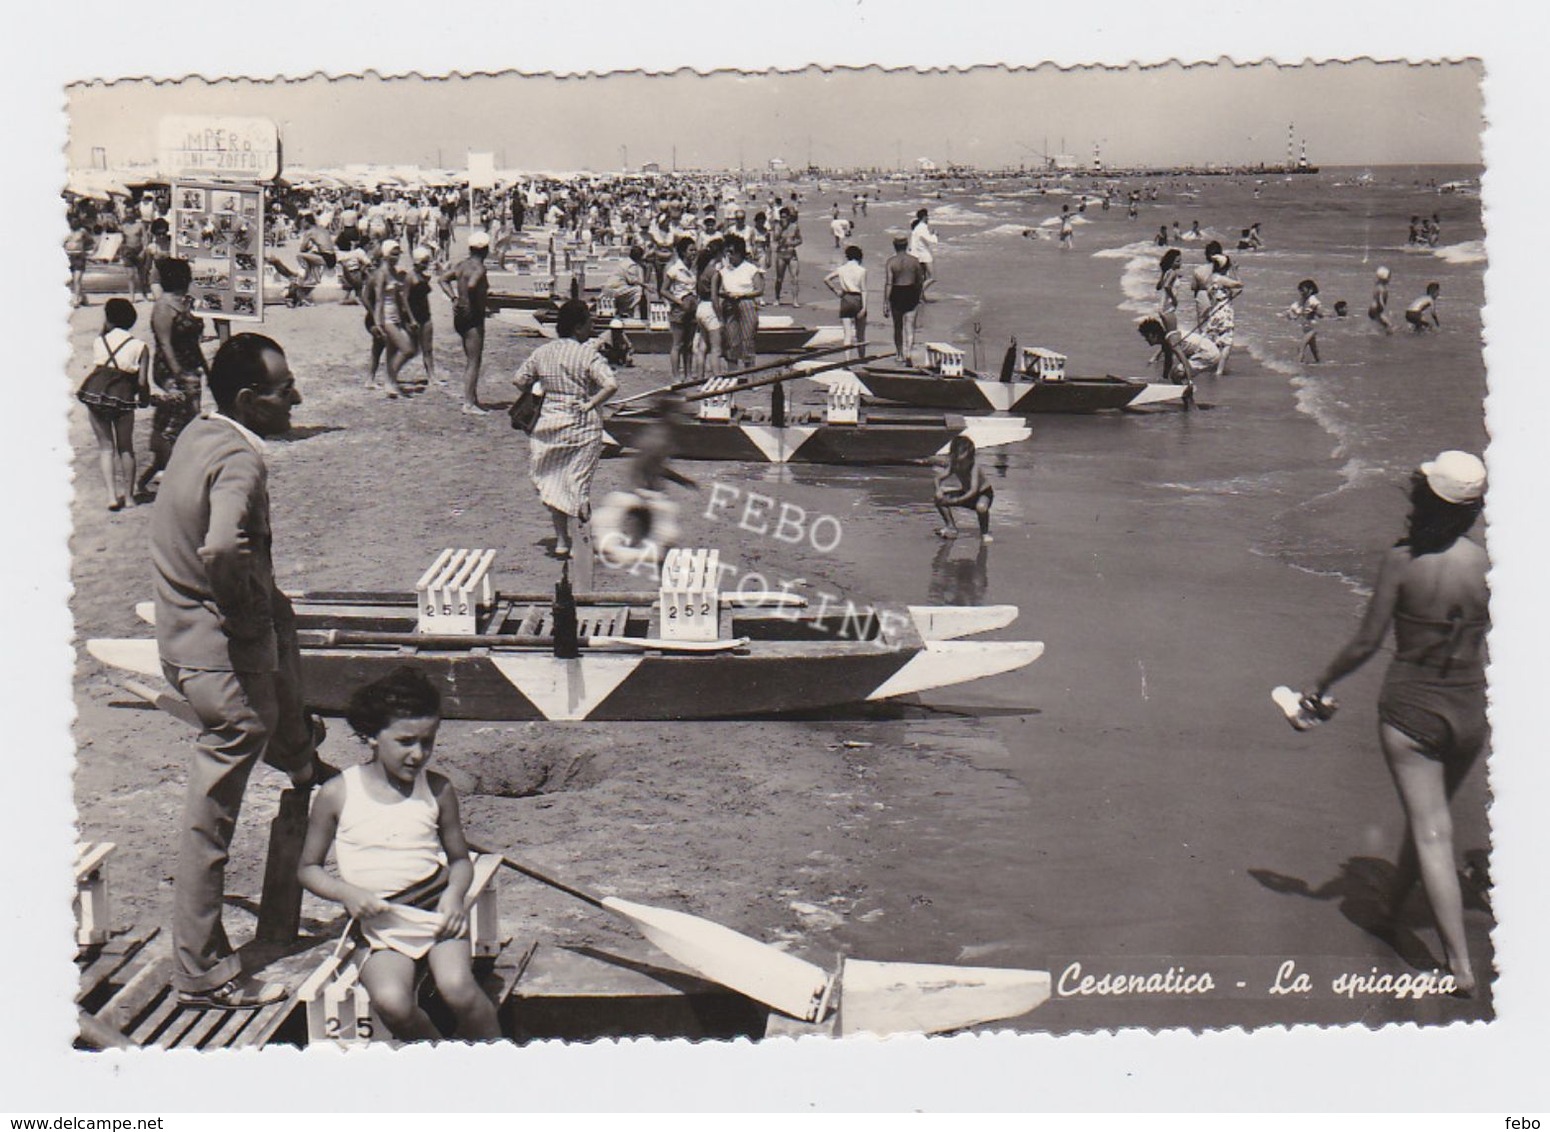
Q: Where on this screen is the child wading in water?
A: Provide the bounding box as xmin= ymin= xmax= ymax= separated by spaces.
xmin=933 ymin=435 xmax=994 ymax=542
xmin=1406 ymin=282 xmax=1442 ymax=332
xmin=299 ymin=667 xmax=501 ymax=1041
xmin=1368 ymin=266 xmax=1394 ymax=334
xmin=1285 ymin=278 xmax=1324 ymax=364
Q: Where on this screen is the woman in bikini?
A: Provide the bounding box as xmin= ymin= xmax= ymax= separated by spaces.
xmin=1304 ymin=451 xmax=1488 ymax=995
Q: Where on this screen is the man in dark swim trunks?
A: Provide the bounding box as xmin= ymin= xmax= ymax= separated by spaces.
xmin=439 ymin=230 xmax=490 ymax=414
xmin=883 ymin=232 xmax=924 ymax=365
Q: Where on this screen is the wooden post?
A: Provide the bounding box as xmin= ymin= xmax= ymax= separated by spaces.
xmin=255 ymin=788 xmax=311 ymax=944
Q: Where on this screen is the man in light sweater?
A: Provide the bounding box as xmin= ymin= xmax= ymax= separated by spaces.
xmin=150 ymin=333 xmax=332 ymax=1009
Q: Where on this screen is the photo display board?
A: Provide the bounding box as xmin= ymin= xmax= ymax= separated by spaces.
xmin=171 ymin=180 xmax=266 ymax=320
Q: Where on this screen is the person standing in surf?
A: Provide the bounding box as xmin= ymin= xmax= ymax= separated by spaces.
xmin=909 ymin=209 xmax=938 ymax=299
xmin=884 ymin=232 xmax=925 ymax=364
xmin=1369 ymin=266 xmax=1395 ymax=334
xmin=1155 ymin=248 xmax=1182 ymax=315
xmin=1285 ymin=278 xmax=1324 ymax=364
xmin=1301 ymin=451 xmax=1488 ymax=997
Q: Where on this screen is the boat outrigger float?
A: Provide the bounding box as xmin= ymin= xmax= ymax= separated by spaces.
xmin=87 ymin=548 xmax=1043 ymax=722
xmin=815 ymin=341 xmax=1188 ymax=413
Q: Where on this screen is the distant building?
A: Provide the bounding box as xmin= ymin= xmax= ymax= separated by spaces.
xmin=1050 ymin=154 xmax=1079 ymax=171
xmin=916 ymin=157 xmax=938 ymax=173
xmin=640 ymin=161 xmax=661 ymax=174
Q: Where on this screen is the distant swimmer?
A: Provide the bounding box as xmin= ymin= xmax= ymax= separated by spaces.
xmin=1368 ymin=267 xmax=1394 ymax=334
xmin=1284 ymin=278 xmax=1324 ymax=364
xmin=1405 ymin=282 xmax=1442 ymax=332
xmin=1155 ymin=225 xmax=1170 ymax=247
xmin=1058 ymin=206 xmax=1076 ymax=250
xmin=1428 ymin=213 xmax=1442 ymax=248
xmin=1408 ymin=215 xmax=1422 ymax=245
xmin=909 ymin=209 xmax=939 ymax=297
xmin=1237 ymin=223 xmax=1263 ymax=252
xmin=1184 ymin=220 xmax=1203 ymax=241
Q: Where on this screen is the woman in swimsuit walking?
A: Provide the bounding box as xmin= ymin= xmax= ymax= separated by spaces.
xmin=1304 ymin=450 xmax=1489 ymax=995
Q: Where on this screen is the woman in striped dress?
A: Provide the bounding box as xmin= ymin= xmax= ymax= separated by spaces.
xmin=513 ymin=300 xmax=619 ymax=559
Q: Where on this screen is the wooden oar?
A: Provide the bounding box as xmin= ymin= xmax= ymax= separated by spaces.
xmin=293 ymin=628 xmax=750 ymax=653
xmin=135 ymin=591 xmax=806 ymax=623
xmin=682 ymin=352 xmax=891 ymax=402
xmin=612 ymin=341 xmax=864 ymax=407
xmin=476 ymin=848 xmax=833 ymax=1022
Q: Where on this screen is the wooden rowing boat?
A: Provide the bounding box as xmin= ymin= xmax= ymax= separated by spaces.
xmin=88 ymin=595 xmax=1041 ymax=721
xmin=840 ymin=361 xmax=1187 ymax=413
xmin=604 ymin=406 xmax=1031 ymax=464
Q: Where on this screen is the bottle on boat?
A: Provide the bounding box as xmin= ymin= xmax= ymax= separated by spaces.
xmin=553 ymin=561 xmax=579 ymax=659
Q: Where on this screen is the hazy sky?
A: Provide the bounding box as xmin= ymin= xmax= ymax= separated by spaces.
xmin=68 ymin=60 xmax=1482 ymax=174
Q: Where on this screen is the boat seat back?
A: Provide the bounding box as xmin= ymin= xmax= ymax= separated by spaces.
xmin=660 ymin=548 xmax=721 ymax=642
xmin=1022 ymin=346 xmax=1067 ymax=382
xmin=825 ymin=372 xmax=863 ymax=424
xmin=926 ymin=343 xmax=966 ymax=377
xmin=697 ymin=377 xmax=737 ymax=422
xmin=75 ymin=842 xmax=116 ymax=947
xmin=416 ymin=548 xmax=497 ymax=635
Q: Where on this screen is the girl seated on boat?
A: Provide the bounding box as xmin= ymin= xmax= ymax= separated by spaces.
xmin=933 ymin=435 xmax=994 ymax=543
xmin=299 ymin=667 xmax=502 ymax=1042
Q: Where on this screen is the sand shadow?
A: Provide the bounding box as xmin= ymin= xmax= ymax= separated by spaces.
xmin=276 ymin=424 xmax=345 ymax=442
xmin=1248 ymin=856 xmax=1441 ymax=972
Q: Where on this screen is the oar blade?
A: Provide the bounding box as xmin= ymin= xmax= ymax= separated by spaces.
xmin=838 ymin=959 xmax=1051 ymax=1037
xmin=601 ymin=897 xmax=831 ymax=1021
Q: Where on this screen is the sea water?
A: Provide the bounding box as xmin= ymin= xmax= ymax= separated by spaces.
xmin=830 ymin=165 xmax=1488 ymax=593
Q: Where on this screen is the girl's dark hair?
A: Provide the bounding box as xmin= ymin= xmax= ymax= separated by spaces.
xmin=1204 ymin=240 xmax=1223 ymax=259
xmin=724 ymin=234 xmax=747 ymax=258
xmin=345 ymin=666 xmax=443 ymax=740
xmin=156 ymin=257 xmax=192 ymax=293
xmin=675 ymin=235 xmax=696 ymax=259
xmin=1402 ymin=473 xmax=1483 ymax=556
xmin=1159 ymin=249 xmax=1182 ymax=272
xmin=844 ymin=244 xmax=863 ymax=262
xmin=1298 ymin=278 xmax=1319 ymax=295
xmin=1137 ymin=316 xmax=1165 ymax=341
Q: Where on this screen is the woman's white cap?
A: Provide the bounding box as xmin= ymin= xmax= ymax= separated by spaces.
xmin=1420 ymin=450 xmax=1486 ymax=504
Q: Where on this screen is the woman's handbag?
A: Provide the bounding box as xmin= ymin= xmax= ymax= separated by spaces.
xmin=508 ymin=383 xmax=544 ymax=433
xmin=76 ymin=335 xmax=141 ymax=414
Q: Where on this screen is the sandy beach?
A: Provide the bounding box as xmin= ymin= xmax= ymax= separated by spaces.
xmin=67 ymin=176 xmax=1491 ymax=1035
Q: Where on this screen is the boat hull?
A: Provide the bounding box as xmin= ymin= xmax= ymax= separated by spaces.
xmin=606 ymin=414 xmax=969 ymax=464
xmin=854 ymin=364 xmax=1152 ymax=413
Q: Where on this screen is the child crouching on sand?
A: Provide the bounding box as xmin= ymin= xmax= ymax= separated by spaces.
xmin=1285 ymin=279 xmax=1324 ymax=364
xmin=933 ymin=435 xmax=994 ymax=542
xmin=299 ymin=667 xmax=501 ymax=1042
